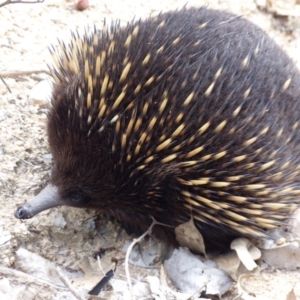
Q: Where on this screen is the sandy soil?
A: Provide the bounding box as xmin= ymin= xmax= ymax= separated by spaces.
xmin=1 ymin=0 xmax=300 ymax=299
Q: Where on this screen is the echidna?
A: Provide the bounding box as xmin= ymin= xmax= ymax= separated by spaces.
xmin=15 ymin=7 xmax=300 ymax=251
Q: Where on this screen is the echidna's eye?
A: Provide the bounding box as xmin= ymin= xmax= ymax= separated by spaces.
xmin=70 ymin=193 xmax=82 ymax=203
xmin=68 ymin=192 xmax=92 ymax=207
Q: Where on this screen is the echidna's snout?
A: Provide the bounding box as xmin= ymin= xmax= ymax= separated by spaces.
xmin=15 ymin=184 xmax=63 ymax=219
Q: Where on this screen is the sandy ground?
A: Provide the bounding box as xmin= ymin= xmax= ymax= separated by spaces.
xmin=1 ymin=0 xmax=300 ymax=299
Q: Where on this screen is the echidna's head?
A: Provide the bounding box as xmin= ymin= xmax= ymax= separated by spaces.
xmin=48 ymin=137 xmax=115 ymax=210
xmin=47 ymin=95 xmax=114 ymax=206
xmin=15 ymin=81 xmax=131 ymax=220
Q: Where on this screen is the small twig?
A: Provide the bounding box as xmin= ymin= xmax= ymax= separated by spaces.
xmin=13 ymin=152 xmax=35 ymax=167
xmin=0 ymin=266 xmax=67 ymax=290
xmin=186 ymin=281 xmax=209 ymax=300
xmin=96 ymin=255 xmax=105 ymax=275
xmin=11 ymin=135 xmax=25 ymax=141
xmin=0 ymin=0 xmax=44 ymax=8
xmin=124 ymin=217 xmax=172 ymax=298
xmin=86 ymin=254 xmax=116 ymax=296
xmin=0 ymin=69 xmax=50 ymax=78
xmin=160 ymin=265 xmax=168 ymax=287
xmin=32 ymin=285 xmax=45 ymax=300
xmin=88 ymin=269 xmax=114 ymax=296
xmin=56 ymin=267 xmax=85 ymax=300
xmin=0 ymin=75 xmax=11 ymax=93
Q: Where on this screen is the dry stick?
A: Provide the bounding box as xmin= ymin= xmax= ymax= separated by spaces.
xmin=55 ymin=267 xmax=86 ymax=300
xmin=0 ymin=75 xmax=11 ymax=93
xmin=96 ymin=255 xmax=105 ymax=275
xmin=124 ymin=217 xmax=173 ymax=298
xmin=32 ymin=284 xmax=45 ymax=300
xmin=0 ymin=0 xmax=44 ymax=8
xmin=0 ymin=70 xmax=50 ymax=77
xmin=13 ymin=152 xmax=35 ymax=167
xmin=0 ymin=266 xmax=67 ymax=290
xmin=186 ymin=281 xmax=209 ymax=300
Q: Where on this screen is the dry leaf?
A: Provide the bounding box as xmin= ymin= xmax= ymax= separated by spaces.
xmin=164 ymin=248 xmax=232 ymax=296
xmin=175 ymin=219 xmax=206 ymax=255
xmin=286 ymin=287 xmax=297 ymax=300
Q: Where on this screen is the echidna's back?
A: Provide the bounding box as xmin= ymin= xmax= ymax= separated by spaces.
xmin=48 ymin=7 xmax=300 ymax=250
